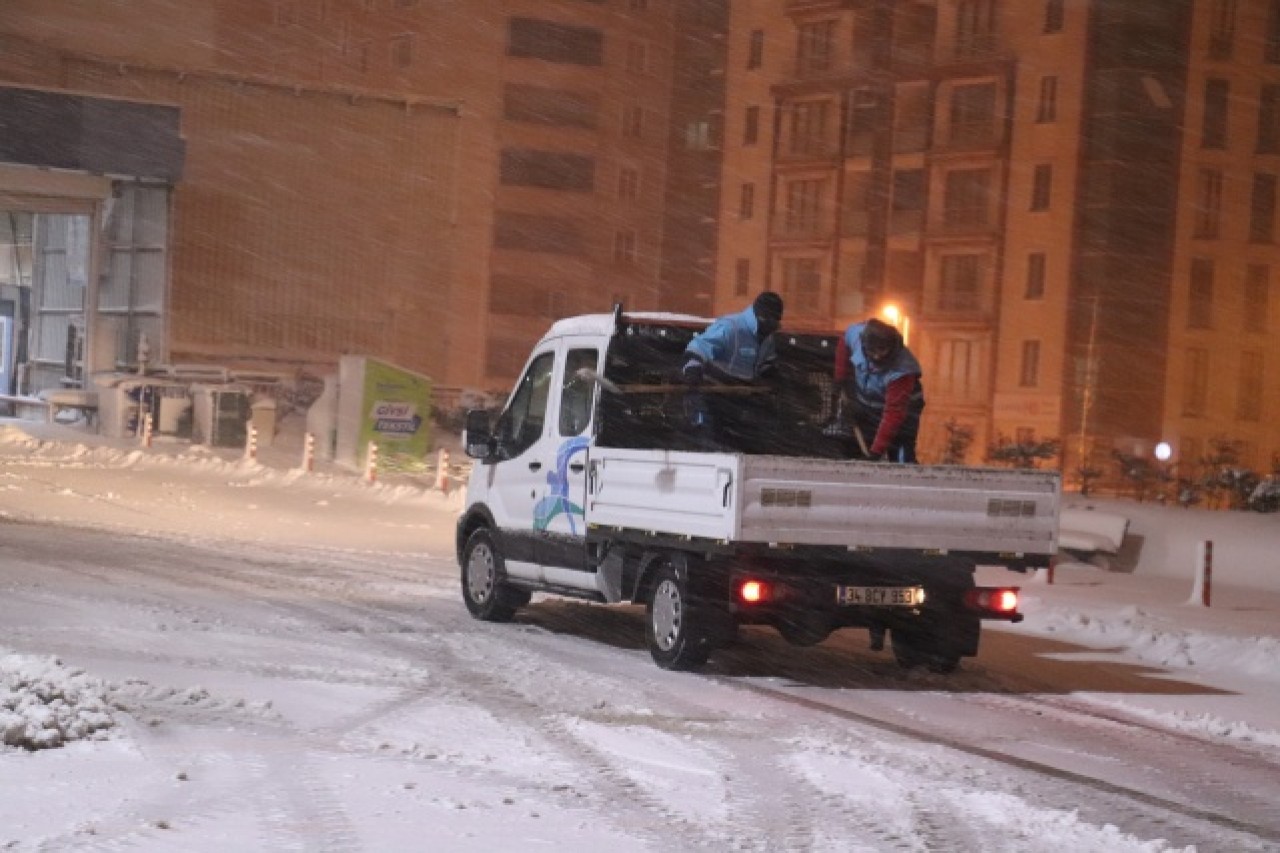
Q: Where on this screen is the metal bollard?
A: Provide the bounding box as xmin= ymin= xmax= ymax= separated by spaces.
xmin=245 ymin=423 xmax=258 ymax=461
xmin=364 ymin=441 xmax=378 ymax=484
xmin=301 ymin=432 xmax=315 ymax=472
xmin=434 ymin=448 xmax=450 ymax=492
xmin=141 ymin=412 xmax=153 ymax=448
xmin=1188 ymin=540 xmax=1213 ymax=607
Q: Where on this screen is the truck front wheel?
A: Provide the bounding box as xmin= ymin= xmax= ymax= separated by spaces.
xmin=461 ymin=529 xmax=528 ymax=622
xmin=646 ymin=563 xmax=711 ymax=671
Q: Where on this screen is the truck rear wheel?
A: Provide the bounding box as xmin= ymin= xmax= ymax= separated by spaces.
xmin=646 ymin=563 xmax=711 ymax=671
xmin=461 ymin=529 xmax=527 ymax=622
xmin=891 ymin=627 xmax=960 ymax=674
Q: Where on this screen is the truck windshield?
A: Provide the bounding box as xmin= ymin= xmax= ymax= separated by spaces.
xmin=596 ymin=321 xmax=849 ymax=458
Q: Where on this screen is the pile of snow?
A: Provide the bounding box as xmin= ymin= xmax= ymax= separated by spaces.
xmin=1 ymin=652 xmax=116 ymax=750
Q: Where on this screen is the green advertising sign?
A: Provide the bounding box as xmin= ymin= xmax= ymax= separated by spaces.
xmin=357 ymin=358 xmax=433 ymax=468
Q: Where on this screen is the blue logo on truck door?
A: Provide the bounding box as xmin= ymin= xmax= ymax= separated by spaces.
xmin=533 ymin=437 xmax=590 ymax=534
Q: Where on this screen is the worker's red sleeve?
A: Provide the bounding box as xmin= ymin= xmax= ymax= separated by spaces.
xmin=834 ymin=336 xmax=850 ymax=384
xmin=871 ymin=375 xmax=917 ymax=455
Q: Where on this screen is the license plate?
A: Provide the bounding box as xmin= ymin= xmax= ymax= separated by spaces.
xmin=836 ymin=585 xmax=923 ymax=606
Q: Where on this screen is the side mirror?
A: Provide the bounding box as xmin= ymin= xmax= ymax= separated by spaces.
xmin=463 ymin=409 xmax=495 ymax=460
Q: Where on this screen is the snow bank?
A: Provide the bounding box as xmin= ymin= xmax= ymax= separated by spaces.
xmin=1 ymin=652 xmax=116 ymax=750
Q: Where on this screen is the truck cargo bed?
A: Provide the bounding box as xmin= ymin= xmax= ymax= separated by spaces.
xmin=587 ymin=448 xmax=1059 ymax=558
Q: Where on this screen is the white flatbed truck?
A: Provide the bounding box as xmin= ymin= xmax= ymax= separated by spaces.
xmin=457 ymin=310 xmax=1061 ymax=672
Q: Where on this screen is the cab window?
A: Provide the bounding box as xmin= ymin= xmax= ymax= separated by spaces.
xmin=559 ymin=348 xmax=599 ymax=436
xmin=496 ymin=351 xmax=554 ymax=457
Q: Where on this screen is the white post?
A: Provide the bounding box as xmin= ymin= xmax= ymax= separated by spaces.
xmin=434 ymin=448 xmax=450 ymax=492
xmin=300 ymin=432 xmax=315 ymax=472
xmin=244 ymin=423 xmax=258 ymax=461
xmin=1186 ymin=540 xmax=1213 ymax=607
xmin=141 ymin=412 xmax=153 ymax=448
xmin=364 ymin=441 xmax=378 ymax=484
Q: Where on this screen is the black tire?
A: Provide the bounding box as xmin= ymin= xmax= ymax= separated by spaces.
xmin=645 ymin=562 xmax=711 ymax=671
xmin=460 ymin=529 xmax=526 ymax=622
xmin=891 ymin=627 xmax=960 ymax=674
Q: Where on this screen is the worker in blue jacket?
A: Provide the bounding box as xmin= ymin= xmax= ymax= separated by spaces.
xmin=682 ymin=291 xmax=783 ymax=384
xmin=681 ymin=292 xmax=784 ymax=439
xmin=831 ymin=317 xmax=925 ymax=463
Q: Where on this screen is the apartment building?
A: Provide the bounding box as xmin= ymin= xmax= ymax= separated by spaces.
xmin=0 ymin=1 xmax=726 ymax=391
xmin=719 ymin=0 xmax=1280 ymax=473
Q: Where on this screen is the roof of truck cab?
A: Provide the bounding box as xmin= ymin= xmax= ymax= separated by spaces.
xmin=544 ymin=312 xmax=712 ymax=339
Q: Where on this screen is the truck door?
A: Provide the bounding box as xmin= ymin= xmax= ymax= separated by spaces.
xmin=534 ymin=341 xmax=600 ymax=572
xmin=485 ymin=348 xmax=556 ymax=568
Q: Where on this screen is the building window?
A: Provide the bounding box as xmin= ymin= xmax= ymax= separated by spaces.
xmin=1036 ymin=76 xmax=1057 ymax=123
xmin=955 ymin=0 xmax=998 ymax=58
xmin=507 ymin=18 xmax=604 ymax=66
xmin=747 ymin=29 xmax=764 ymax=70
xmin=1025 ymin=252 xmax=1046 ymax=299
xmin=943 ymin=168 xmax=991 ymax=227
xmin=1188 ymin=258 xmax=1214 ymax=329
xmin=1202 ymin=79 xmax=1229 ymax=149
xmin=499 ymin=148 xmax=595 ymax=191
xmin=1019 ymin=340 xmax=1041 ymax=387
xmin=613 ymin=229 xmax=638 ymax=265
xmin=626 ymin=41 xmax=649 ymax=74
xmin=739 ymin=183 xmax=755 ymax=220
xmin=781 ymin=257 xmax=821 ymax=312
xmin=493 ymin=212 xmax=584 ymax=255
xmin=623 ymin=105 xmax=645 ymax=139
xmin=743 ymin=106 xmax=760 ymax=145
xmin=391 ymin=34 xmax=413 ymax=68
xmin=783 ymin=179 xmax=824 ymax=235
xmin=1250 ymin=172 xmax=1277 ymax=242
xmin=630 ymin=0 xmax=648 ymax=11
xmin=1237 ymin=351 xmax=1264 ymax=421
xmin=617 ymin=166 xmax=639 ymax=201
xmin=1260 ymin=86 xmax=1280 ymax=154
xmin=936 ymin=338 xmax=980 ymax=399
xmin=1183 ymin=348 xmax=1210 ymax=417
xmin=1269 ymin=0 xmax=1280 ymax=63
xmin=735 ymin=258 xmax=751 ymax=296
xmin=1245 ymin=264 xmax=1270 ymax=333
xmin=1044 ymin=0 xmax=1064 ymax=33
xmin=1030 ymin=164 xmax=1052 ymax=211
xmin=786 ymin=100 xmax=830 ymax=157
xmin=684 ymin=120 xmax=712 ymax=150
xmin=949 ymin=82 xmax=997 ymax=146
xmin=797 ymin=20 xmax=835 ymax=75
xmin=504 ymin=84 xmax=599 ymax=128
xmin=1209 ymin=0 xmax=1236 ymax=60
xmin=939 ymin=254 xmax=982 ymax=311
xmin=1194 ymin=168 xmax=1223 ymax=239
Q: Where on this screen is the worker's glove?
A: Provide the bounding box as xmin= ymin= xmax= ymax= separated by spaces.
xmin=682 ymin=361 xmax=705 ymax=386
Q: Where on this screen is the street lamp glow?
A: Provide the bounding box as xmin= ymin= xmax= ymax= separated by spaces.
xmin=880 ymin=304 xmax=902 ymax=326
xmin=1154 ymin=442 xmax=1173 ymax=462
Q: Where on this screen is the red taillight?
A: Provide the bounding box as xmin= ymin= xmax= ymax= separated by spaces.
xmin=965 ymin=587 xmax=1021 ymax=618
xmin=992 ymin=589 xmax=1019 ymax=613
xmin=739 ymin=580 xmax=769 ymax=604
